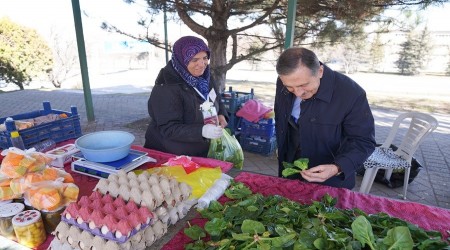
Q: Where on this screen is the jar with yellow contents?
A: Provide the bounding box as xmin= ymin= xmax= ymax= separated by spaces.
xmin=12 ymin=210 xmax=47 ymax=248
xmin=0 ymin=202 xmax=24 ymax=240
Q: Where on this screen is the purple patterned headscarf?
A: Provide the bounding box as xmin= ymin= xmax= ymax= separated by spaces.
xmin=171 ymin=36 xmax=211 ymax=100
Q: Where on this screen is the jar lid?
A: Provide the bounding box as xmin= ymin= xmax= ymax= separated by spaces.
xmin=12 ymin=210 xmax=41 ymax=226
xmin=0 ymin=200 xmax=12 ymax=206
xmin=0 ymin=203 xmax=24 ymax=217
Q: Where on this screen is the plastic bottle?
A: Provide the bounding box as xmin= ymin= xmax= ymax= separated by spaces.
xmin=10 ymin=131 xmax=25 ymax=150
xmin=31 ymin=139 xmax=56 ymax=153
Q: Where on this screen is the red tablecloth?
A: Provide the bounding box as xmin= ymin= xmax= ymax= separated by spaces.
xmin=163 ymin=172 xmax=450 ymax=249
xmin=0 ymin=143 xmax=233 ymax=250
xmin=3 ymin=145 xmax=449 ymax=249
xmin=66 ymin=144 xmax=233 ymax=203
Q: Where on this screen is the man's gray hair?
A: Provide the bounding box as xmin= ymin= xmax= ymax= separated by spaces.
xmin=276 ymin=47 xmax=320 ymax=76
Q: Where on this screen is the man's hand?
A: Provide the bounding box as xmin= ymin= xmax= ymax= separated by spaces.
xmin=300 ymin=164 xmax=340 ymax=183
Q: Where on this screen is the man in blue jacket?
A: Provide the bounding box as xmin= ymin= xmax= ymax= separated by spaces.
xmin=274 ymin=47 xmax=376 ymax=189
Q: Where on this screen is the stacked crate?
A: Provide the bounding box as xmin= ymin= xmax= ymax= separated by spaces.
xmin=239 ymin=118 xmax=277 ymax=156
xmin=220 ymin=87 xmax=254 ymax=135
xmin=0 ymin=101 xmax=82 ymax=149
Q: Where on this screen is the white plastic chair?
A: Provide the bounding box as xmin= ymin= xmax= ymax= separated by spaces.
xmin=359 ymin=112 xmax=438 ymax=199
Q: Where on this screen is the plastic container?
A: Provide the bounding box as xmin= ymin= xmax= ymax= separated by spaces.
xmin=12 ymin=210 xmax=47 ymax=248
xmin=0 ymin=203 xmax=25 ymax=240
xmin=46 ymin=144 xmax=80 ymax=168
xmin=31 ymin=139 xmax=56 ymax=152
xmin=0 ymin=101 xmax=82 ymax=150
xmin=41 ymin=206 xmax=65 ymax=234
xmin=10 ymin=131 xmax=25 ymax=150
xmin=75 ymin=131 xmax=135 ymax=162
xmin=240 ymin=118 xmax=275 ymax=138
xmin=226 ymin=112 xmax=242 ymax=135
xmin=220 ymin=87 xmax=254 ymax=113
xmin=239 ymin=135 xmax=277 ymax=156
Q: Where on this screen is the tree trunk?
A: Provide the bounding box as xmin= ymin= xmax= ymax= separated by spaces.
xmin=206 ymin=36 xmax=228 ymax=93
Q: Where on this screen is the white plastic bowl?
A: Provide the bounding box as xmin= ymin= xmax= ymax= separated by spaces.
xmin=75 ymin=131 xmax=135 ymax=162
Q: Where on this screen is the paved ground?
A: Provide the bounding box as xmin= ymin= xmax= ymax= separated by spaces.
xmin=1 ymin=88 xmax=449 ymax=210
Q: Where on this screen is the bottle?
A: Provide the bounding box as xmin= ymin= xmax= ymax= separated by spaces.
xmin=10 ymin=131 xmax=25 ymax=150
xmin=31 ymin=139 xmax=56 ymax=153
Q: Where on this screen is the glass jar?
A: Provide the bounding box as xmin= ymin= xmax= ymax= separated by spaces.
xmin=0 ymin=202 xmax=25 ymax=240
xmin=41 ymin=206 xmax=66 ymax=234
xmin=12 ymin=210 xmax=47 ymax=248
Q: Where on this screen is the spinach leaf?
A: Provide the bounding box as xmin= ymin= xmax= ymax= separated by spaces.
xmin=242 ymin=219 xmax=265 ymax=234
xmin=382 ymin=226 xmax=414 ymax=250
xmin=282 ymin=158 xmax=309 ymax=177
xmin=185 ymin=182 xmax=450 ymax=250
xmin=184 ymin=224 xmax=206 ymax=240
xmin=352 ymin=216 xmax=377 ymax=250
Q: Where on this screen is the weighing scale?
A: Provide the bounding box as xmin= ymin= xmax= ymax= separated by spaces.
xmin=71 ymin=149 xmax=156 ymax=178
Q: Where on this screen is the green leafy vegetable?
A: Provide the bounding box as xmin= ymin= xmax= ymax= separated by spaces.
xmin=282 ymin=158 xmax=309 ymax=177
xmin=184 ymin=181 xmax=449 ymax=250
xmin=224 ymin=180 xmax=252 ymax=199
xmin=352 ymin=216 xmax=377 ymax=250
xmin=184 ymin=224 xmax=206 ymax=240
xmin=207 ymin=129 xmax=244 ymax=169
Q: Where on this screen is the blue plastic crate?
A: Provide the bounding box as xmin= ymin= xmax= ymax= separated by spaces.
xmin=239 ymin=135 xmax=277 ymax=156
xmin=226 ymin=112 xmax=242 ymax=135
xmin=241 ymin=118 xmax=275 ymax=138
xmin=0 ymin=101 xmax=82 ymax=149
xmin=221 ymin=87 xmax=254 ymax=113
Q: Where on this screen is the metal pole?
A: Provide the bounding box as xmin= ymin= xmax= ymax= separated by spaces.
xmin=71 ymin=0 xmax=95 ymax=121
xmin=164 ymin=3 xmax=169 ymax=64
xmin=285 ymin=0 xmax=297 ymax=49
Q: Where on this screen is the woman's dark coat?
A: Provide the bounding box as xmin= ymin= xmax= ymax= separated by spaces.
xmin=144 ymin=61 xmax=227 ymax=157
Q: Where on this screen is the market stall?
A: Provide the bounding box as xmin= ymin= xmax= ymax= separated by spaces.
xmin=1 ymin=143 xmax=449 ymax=249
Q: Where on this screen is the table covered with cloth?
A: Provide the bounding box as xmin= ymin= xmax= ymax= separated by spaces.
xmin=163 ymin=172 xmax=450 ymax=250
xmin=2 ymin=144 xmax=449 ymax=249
xmin=0 ymin=144 xmax=232 ymax=250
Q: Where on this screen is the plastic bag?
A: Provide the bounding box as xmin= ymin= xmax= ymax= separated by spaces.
xmin=24 ymin=179 xmax=79 ymax=212
xmin=207 ymin=129 xmax=244 ymax=169
xmin=0 ymin=148 xmax=54 ymax=178
xmin=164 ymin=155 xmax=200 ymax=174
xmin=143 ymin=166 xmax=222 ymax=199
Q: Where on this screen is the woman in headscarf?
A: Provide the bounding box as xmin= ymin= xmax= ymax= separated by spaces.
xmin=144 ymin=36 xmax=228 ymax=157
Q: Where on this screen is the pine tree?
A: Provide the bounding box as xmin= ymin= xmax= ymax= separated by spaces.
xmin=396 ymin=33 xmax=418 ymax=75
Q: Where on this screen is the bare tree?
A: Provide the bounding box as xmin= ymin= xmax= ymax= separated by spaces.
xmin=48 ymin=30 xmax=79 ymax=88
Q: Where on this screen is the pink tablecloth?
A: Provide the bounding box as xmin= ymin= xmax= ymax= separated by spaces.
xmin=67 ymin=144 xmax=233 ymax=202
xmin=163 ymin=172 xmax=450 ymax=249
xmin=29 ymin=143 xmax=233 ymax=250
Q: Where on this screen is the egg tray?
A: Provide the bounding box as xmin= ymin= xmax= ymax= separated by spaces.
xmin=61 ymin=216 xmax=152 ymax=244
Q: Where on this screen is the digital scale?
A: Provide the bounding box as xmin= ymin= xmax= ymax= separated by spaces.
xmin=71 ymin=149 xmax=156 ymax=178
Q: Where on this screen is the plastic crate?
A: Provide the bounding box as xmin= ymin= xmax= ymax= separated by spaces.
xmin=226 ymin=112 xmax=242 ymax=135
xmin=221 ymin=86 xmax=254 ymax=113
xmin=239 ymin=135 xmax=277 ymax=156
xmin=241 ymin=118 xmax=275 ymax=138
xmin=0 ymin=101 xmax=82 ymax=149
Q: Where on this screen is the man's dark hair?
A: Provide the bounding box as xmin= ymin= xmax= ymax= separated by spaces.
xmin=276 ymin=47 xmax=320 ymax=76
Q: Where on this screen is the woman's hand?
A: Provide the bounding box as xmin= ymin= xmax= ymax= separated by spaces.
xmin=218 ymin=115 xmax=228 ymax=128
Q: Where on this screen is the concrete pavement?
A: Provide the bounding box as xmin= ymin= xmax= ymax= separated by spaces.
xmin=1 ymin=89 xmax=449 ymax=209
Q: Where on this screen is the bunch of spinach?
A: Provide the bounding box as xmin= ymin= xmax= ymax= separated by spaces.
xmin=207 ymin=129 xmax=244 ymax=170
xmin=184 ymin=181 xmax=450 ymax=250
xmin=282 ymin=158 xmax=309 ymax=177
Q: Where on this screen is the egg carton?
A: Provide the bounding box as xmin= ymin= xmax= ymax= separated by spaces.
xmin=61 ymin=216 xmax=152 ymax=244
xmin=51 ymin=220 xmax=163 ymax=250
